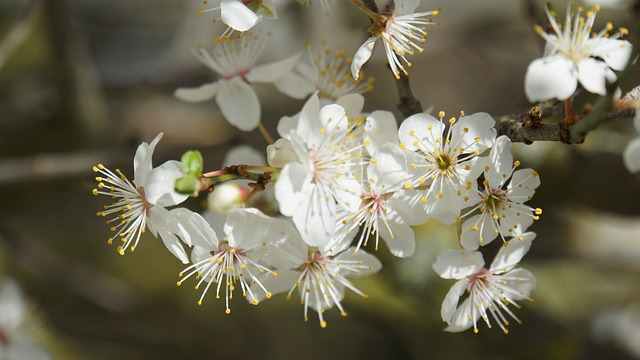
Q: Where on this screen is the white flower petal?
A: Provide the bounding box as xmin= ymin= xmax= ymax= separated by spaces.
xmin=274 ymin=162 xmax=308 ymax=216
xmin=335 ymin=248 xmax=383 ymax=276
xmin=133 ymin=133 xmax=163 ymax=187
xmin=143 ymin=160 xmax=189 ymax=207
xmin=578 ymin=58 xmax=609 ymax=96
xmin=170 ymin=208 xmax=219 ymax=248
xmin=500 ymin=268 xmax=536 ymax=301
xmin=220 ymin=0 xmax=259 ymax=32
xmin=267 ymin=138 xmax=298 ymax=168
xmin=441 ymin=279 xmax=468 ymax=324
xmin=296 ymin=93 xmax=323 ymax=147
xmin=274 ymin=72 xmax=315 ymax=100
xmin=588 ymin=38 xmax=632 ymax=71
xmin=485 ymin=135 xmax=513 ymax=189
xmin=292 ymin=183 xmax=338 ymax=248
xmin=216 ymin=77 xmax=261 ymax=131
xmin=623 ymin=137 xmax=640 ymax=173
xmin=460 ymin=214 xmax=499 ymax=250
xmin=433 ymin=249 xmax=485 ymax=280
xmin=174 ymin=82 xmax=220 ymax=102
xmin=451 ymin=112 xmax=497 ymax=153
xmin=490 ymin=237 xmax=533 ymax=273
xmin=377 ymin=214 xmax=416 ymax=258
xmin=364 ymin=111 xmax=399 ymax=154
xmin=351 ymin=37 xmax=377 ymax=80
xmin=224 ymin=208 xmax=285 ymax=250
xmin=246 ymin=52 xmax=302 ymax=83
xmin=506 ymin=168 xmax=541 ymax=203
xmin=370 ymin=143 xmax=414 ymax=188
xmin=250 ymin=269 xmax=300 ymax=303
xmin=387 ymin=190 xmax=429 ymax=226
xmin=320 ymin=103 xmax=349 ymax=133
xmin=525 ymin=55 xmax=578 ymax=102
xmin=398 ymin=113 xmax=444 ymax=152
xmin=277 ymin=113 xmax=299 ymax=138
xmin=444 ymin=297 xmax=480 ymax=333
xmin=148 ymin=206 xmax=189 ymax=264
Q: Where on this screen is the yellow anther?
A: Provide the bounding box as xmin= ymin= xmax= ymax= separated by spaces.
xmin=514 ymin=160 xmax=521 ymax=167
xmin=620 ymin=27 xmax=629 ymax=36
xmin=403 ymin=181 xmax=413 ymax=190
xmin=533 ymin=25 xmax=545 ymax=35
xmin=117 ymin=246 xmax=125 ymax=256
xmin=448 ymin=117 xmax=456 ymax=124
xmin=107 ymin=238 xmax=113 ymax=245
xmin=92 ymin=189 xmax=99 ymax=196
xmin=197 ymin=300 xmax=203 ymax=306
xmin=320 ymin=320 xmax=327 ymax=328
xmin=176 ymin=281 xmax=182 ymax=287
xmin=438 ymin=111 xmax=446 ymax=119
xmin=225 ymin=308 xmax=231 ymax=315
xmin=265 ymin=292 xmax=272 ymax=299
xmin=534 ymin=208 xmax=543 ymax=215
xmin=420 ymin=196 xmax=428 ymax=204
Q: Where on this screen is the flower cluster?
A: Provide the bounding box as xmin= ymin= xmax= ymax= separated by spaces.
xmin=93 ymin=90 xmax=542 ymax=332
xmin=89 ymin=0 xmax=639 ymax=337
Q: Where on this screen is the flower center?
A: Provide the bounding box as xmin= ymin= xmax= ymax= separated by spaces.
xmin=436 ymin=153 xmax=452 ymax=171
xmin=468 ymin=268 xmax=490 ymax=291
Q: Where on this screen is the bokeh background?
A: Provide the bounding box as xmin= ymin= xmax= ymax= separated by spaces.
xmin=0 ymin=0 xmax=640 ymax=358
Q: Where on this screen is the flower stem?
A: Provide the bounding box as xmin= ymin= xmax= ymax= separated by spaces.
xmin=257 ymin=122 xmax=274 ymax=145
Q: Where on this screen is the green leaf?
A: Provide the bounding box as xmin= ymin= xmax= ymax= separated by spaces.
xmin=175 ymin=174 xmax=199 ymax=195
xmin=180 ymin=150 xmax=203 ymax=177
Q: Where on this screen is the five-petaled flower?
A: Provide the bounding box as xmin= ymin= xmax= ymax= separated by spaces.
xmin=174 ymin=208 xmax=290 ymax=313
xmin=351 ymin=0 xmax=439 ymax=80
xmin=174 ymin=32 xmax=300 ymax=131
xmin=252 ymin=220 xmax=382 ymax=327
xmin=93 ymin=133 xmax=190 ymax=263
xmin=525 ymin=4 xmax=632 ymax=102
xmin=389 ymin=111 xmax=497 ymax=224
xmin=433 ymin=230 xmax=536 ymax=334
xmin=273 ymin=94 xmax=364 ymax=247
xmin=460 ymin=136 xmax=542 ymax=250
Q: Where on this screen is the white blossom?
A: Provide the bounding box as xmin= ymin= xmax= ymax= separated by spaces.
xmin=460 ymin=136 xmax=542 ymax=250
xmin=623 ymin=110 xmax=640 ymax=172
xmin=433 ymin=231 xmax=536 ymax=334
xmin=390 ymin=111 xmax=497 ymax=224
xmin=525 ymin=4 xmax=632 ymax=102
xmin=275 ymin=46 xmax=374 ymax=102
xmin=337 ymin=150 xmax=428 ymax=257
xmin=251 ymin=221 xmax=382 ymax=327
xmin=174 ymin=33 xmax=301 ymax=131
xmin=174 ymin=208 xmax=290 ymax=313
xmin=199 ymin=0 xmax=276 ymax=36
xmin=93 ymin=133 xmax=191 ymax=263
xmin=273 ymin=94 xmax=364 ymax=246
xmin=0 ymin=279 xmax=49 ymax=360
xmin=351 ymin=0 xmax=438 ymax=80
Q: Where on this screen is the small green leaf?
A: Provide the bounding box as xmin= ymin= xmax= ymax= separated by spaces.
xmin=180 ymin=150 xmax=203 ymax=177
xmin=175 ymin=174 xmax=199 ymax=195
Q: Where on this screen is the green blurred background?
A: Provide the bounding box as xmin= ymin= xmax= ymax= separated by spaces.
xmin=0 ymin=0 xmax=639 ymax=358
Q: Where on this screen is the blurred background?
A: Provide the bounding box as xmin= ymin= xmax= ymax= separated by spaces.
xmin=0 ymin=0 xmax=639 ymax=358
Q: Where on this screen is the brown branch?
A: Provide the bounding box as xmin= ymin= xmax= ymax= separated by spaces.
xmin=395 ymin=73 xmax=423 ymax=118
xmin=360 ymin=0 xmax=637 ymax=144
